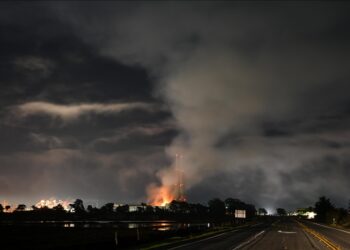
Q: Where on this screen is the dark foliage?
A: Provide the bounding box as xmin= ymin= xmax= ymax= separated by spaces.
xmin=314 ymin=196 xmax=335 ymax=223
xmin=276 ymin=208 xmax=287 ymax=216
xmin=0 ymin=197 xmax=257 ymax=222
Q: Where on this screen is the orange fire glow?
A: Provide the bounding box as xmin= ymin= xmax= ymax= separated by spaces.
xmin=147 ymin=184 xmax=175 ymax=206
xmin=35 ymin=198 xmax=72 ymax=211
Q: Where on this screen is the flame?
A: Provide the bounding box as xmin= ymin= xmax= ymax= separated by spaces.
xmin=147 ymin=184 xmax=175 ymax=206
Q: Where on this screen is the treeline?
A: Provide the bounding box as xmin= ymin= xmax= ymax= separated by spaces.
xmin=0 ymin=197 xmax=257 ymax=222
xmin=312 ymin=196 xmax=350 ymax=226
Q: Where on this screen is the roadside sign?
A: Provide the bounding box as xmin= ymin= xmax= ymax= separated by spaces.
xmin=235 ymin=209 xmax=246 ymax=218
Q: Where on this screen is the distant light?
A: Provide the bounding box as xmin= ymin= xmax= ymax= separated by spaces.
xmin=306 ymin=211 xmax=316 ymax=219
xmin=266 ymin=208 xmax=274 ymax=215
xmin=35 ymin=198 xmax=71 ymax=211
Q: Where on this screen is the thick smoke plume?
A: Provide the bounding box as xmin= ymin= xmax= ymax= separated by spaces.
xmin=57 ymin=3 xmax=350 ymax=208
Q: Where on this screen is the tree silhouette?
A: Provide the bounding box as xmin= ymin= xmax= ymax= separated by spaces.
xmin=276 ymin=208 xmax=286 ymax=216
xmin=100 ymin=203 xmax=114 ymax=214
xmin=53 ymin=204 xmax=65 ymax=211
xmin=31 ymin=205 xmax=39 ymax=211
xmin=145 ymin=205 xmax=154 ymax=214
xmin=208 ymin=198 xmax=226 ymax=217
xmin=116 ymin=204 xmax=129 ymax=213
xmin=5 ymin=205 xmax=10 ymax=212
xmin=87 ymin=205 xmax=94 ymax=213
xmin=16 ymin=204 xmax=26 ymax=212
xmin=69 ymin=199 xmax=85 ymax=214
xmin=189 ymin=203 xmax=208 ymax=215
xmin=314 ymin=196 xmax=335 ymax=223
xmin=225 ymin=198 xmax=245 ymax=214
xmin=169 ymin=200 xmax=190 ymax=213
xmin=0 ymin=204 xmax=3 ymax=213
xmin=224 ymin=198 xmax=256 ymax=218
xmin=258 ymin=208 xmax=268 ymax=216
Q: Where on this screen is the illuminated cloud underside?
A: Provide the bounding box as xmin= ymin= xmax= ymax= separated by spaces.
xmin=13 ymin=101 xmax=154 ymax=120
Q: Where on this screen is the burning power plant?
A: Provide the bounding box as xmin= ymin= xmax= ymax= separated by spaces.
xmin=147 ymin=154 xmax=186 ymax=206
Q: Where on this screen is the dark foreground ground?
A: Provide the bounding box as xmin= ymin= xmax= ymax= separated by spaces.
xmin=0 ymin=225 xmax=117 ymax=249
xmin=0 ymin=220 xmax=237 ymax=250
xmin=1 ymin=217 xmax=350 ymax=249
xmin=164 ymin=218 xmax=350 ymax=250
xmin=160 ymin=218 xmax=323 ymax=250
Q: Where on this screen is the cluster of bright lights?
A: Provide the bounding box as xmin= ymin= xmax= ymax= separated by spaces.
xmin=305 ymin=211 xmax=317 ymax=219
xmin=35 ymin=199 xmax=72 ymax=211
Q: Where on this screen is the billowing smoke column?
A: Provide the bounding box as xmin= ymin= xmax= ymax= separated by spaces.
xmin=106 ymin=4 xmax=350 ymax=208
xmin=127 ymin=5 xmax=348 ymax=206
xmin=147 ymin=154 xmax=186 ymax=206
xmin=61 ymin=4 xmax=350 ymax=208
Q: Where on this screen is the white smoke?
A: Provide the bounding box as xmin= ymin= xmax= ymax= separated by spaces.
xmin=56 ymin=3 xmax=350 ymax=208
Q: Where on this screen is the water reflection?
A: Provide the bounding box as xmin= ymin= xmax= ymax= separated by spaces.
xmin=0 ymin=221 xmax=212 ymax=231
xmin=63 ymin=223 xmax=75 ymax=228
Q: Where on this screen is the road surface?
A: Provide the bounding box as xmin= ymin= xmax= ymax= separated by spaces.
xmin=240 ymin=218 xmax=326 ymax=250
xmin=167 ymin=222 xmax=270 ymax=250
xmin=168 ymin=218 xmax=333 ymax=250
xmin=303 ymin=220 xmax=350 ymax=249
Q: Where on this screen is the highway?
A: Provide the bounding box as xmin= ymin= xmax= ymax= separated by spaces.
xmin=240 ymin=218 xmax=326 ymax=250
xmin=167 ymin=218 xmax=343 ymax=250
xmin=303 ymin=220 xmax=350 ymax=249
xmin=167 ymin=222 xmax=270 ymax=250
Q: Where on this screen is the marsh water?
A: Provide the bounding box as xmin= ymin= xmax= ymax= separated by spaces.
xmin=0 ymin=220 xmax=213 ymax=231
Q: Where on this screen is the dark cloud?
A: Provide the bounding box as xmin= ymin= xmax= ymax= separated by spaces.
xmin=0 ymin=3 xmax=155 ymax=108
xmin=1 ymin=2 xmax=350 ymax=209
xmin=0 ymin=2 xmax=173 ymax=206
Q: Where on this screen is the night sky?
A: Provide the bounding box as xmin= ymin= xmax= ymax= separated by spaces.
xmin=1 ymin=2 xmax=350 ymax=210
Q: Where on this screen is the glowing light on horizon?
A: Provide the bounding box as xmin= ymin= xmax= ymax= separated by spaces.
xmin=35 ymin=198 xmax=72 ymax=211
xmin=147 ymin=185 xmax=175 ymax=207
xmin=147 ymin=154 xmax=186 ymax=207
xmin=266 ymin=208 xmax=274 ymax=215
